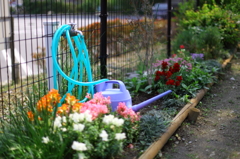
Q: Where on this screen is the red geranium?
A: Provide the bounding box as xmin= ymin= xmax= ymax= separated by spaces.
xmin=175 ymin=80 xmax=181 ymax=86
xmin=154 ymin=75 xmax=160 ymax=82
xmin=165 ymin=71 xmax=172 ymax=79
xmin=173 ymin=63 xmax=180 ymax=73
xmin=176 ymin=76 xmax=183 ymax=81
xmin=166 ymin=79 xmax=175 ymax=85
xmin=161 ymin=61 xmax=168 ymax=70
xmin=180 ymin=45 xmax=185 ymax=49
xmin=155 ymin=70 xmax=161 ymax=76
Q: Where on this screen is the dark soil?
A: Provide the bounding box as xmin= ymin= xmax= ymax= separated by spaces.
xmin=161 ymin=55 xmax=240 ymax=159
xmin=118 ymin=53 xmax=240 ymax=159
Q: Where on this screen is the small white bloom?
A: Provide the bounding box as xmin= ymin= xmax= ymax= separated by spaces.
xmin=42 ymin=136 xmax=50 ymax=144
xmin=102 ymin=114 xmax=115 ymax=125
xmin=73 ymin=123 xmax=85 ymax=132
xmin=62 ymin=116 xmax=67 ymax=123
xmin=115 ymin=133 xmax=126 ymax=140
xmin=61 ymin=128 xmax=67 ymax=132
xmin=99 ymin=130 xmax=108 ymax=141
xmin=71 ymin=141 xmax=87 ymax=151
xmin=112 ymin=118 xmax=124 ymax=127
xmin=84 ymin=110 xmax=92 ymax=122
xmin=69 ymin=113 xmax=85 ymax=123
xmin=54 ymin=117 xmax=62 ymax=128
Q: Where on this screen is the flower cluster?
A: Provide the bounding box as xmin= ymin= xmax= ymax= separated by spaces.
xmin=191 ymin=53 xmax=204 ymax=60
xmin=116 ymin=102 xmax=140 ymax=122
xmin=37 ymin=89 xmax=61 ymax=113
xmin=26 ymin=89 xmax=140 ymax=158
xmin=153 ymin=60 xmax=183 ymax=87
xmin=27 ymin=89 xmax=61 ymax=121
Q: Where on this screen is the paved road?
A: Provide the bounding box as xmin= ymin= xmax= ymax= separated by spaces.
xmin=0 ymin=14 xmax=133 ymax=85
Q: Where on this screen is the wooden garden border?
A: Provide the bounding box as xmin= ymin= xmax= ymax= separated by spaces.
xmin=139 ymin=55 xmax=234 ymax=159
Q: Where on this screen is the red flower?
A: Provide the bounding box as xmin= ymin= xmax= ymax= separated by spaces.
xmin=176 ymin=76 xmax=183 ymax=81
xmin=166 ymin=79 xmax=175 ymax=85
xmin=166 ymin=71 xmax=172 ymax=79
xmin=171 ymin=54 xmax=177 ymax=58
xmin=161 ymin=61 xmax=168 ymax=70
xmin=180 ymin=45 xmax=185 ymax=49
xmin=172 ymin=63 xmax=180 ymax=73
xmin=175 ymin=80 xmax=181 ymax=86
xmin=154 ymin=75 xmax=160 ymax=82
xmin=155 ymin=71 xmax=161 ymax=76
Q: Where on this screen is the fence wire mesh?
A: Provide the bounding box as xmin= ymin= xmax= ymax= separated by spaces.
xmin=0 ymin=0 xmax=180 ymax=119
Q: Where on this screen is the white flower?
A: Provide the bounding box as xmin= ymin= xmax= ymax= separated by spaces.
xmin=42 ymin=136 xmax=50 ymax=144
xmin=112 ymin=118 xmax=124 ymax=127
xmin=83 ymin=110 xmax=92 ymax=122
xmin=102 ymin=114 xmax=115 ymax=125
xmin=99 ymin=130 xmax=108 ymax=141
xmin=54 ymin=116 xmax=62 ymax=128
xmin=115 ymin=133 xmax=126 ymax=140
xmin=61 ymin=128 xmax=67 ymax=132
xmin=69 ymin=113 xmax=84 ymax=123
xmin=62 ymin=116 xmax=67 ymax=123
xmin=73 ymin=123 xmax=85 ymax=132
xmin=71 ymin=141 xmax=87 ymax=151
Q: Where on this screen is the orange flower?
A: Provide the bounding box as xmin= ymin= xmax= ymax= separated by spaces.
xmin=27 ymin=111 xmax=34 ymax=121
xmin=72 ymin=103 xmax=82 ymax=112
xmin=36 ymin=89 xmax=61 ymax=112
xmin=48 ymin=89 xmax=61 ymax=105
xmin=65 ymin=93 xmax=79 ymax=105
xmin=57 ymin=103 xmax=69 ymax=115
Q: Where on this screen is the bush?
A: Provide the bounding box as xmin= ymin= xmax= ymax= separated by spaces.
xmin=23 ymin=0 xmax=78 ymax=14
xmin=173 ymin=26 xmax=223 ymax=59
xmin=177 ymin=3 xmax=240 ymax=50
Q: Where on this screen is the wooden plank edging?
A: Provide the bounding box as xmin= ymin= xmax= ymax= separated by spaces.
xmin=139 ymin=55 xmax=234 ymax=159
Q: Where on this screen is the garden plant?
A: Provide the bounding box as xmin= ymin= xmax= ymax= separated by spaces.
xmin=1 ymin=0 xmax=239 ymax=158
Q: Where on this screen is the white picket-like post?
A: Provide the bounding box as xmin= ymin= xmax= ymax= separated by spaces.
xmin=43 ymin=21 xmax=59 ymax=90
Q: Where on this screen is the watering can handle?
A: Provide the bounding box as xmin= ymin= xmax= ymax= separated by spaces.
xmin=104 ymin=80 xmax=127 ymax=92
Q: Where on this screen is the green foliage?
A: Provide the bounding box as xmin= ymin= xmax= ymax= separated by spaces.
xmin=178 ymin=62 xmax=215 ymax=97
xmin=23 ymin=0 xmax=78 ymax=14
xmin=202 ymin=59 xmax=222 ymax=73
xmin=172 ymin=26 xmax=223 ymax=59
xmin=161 ymin=98 xmax=185 ymax=109
xmin=177 ymin=3 xmax=240 ymax=50
xmin=124 ymin=76 xmax=149 ymax=96
xmin=138 ymin=110 xmax=171 ymax=149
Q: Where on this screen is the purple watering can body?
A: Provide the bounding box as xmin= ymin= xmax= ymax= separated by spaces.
xmin=95 ymin=80 xmax=172 ymax=112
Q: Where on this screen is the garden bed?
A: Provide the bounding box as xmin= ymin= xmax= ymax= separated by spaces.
xmin=117 ymin=55 xmax=234 ymax=159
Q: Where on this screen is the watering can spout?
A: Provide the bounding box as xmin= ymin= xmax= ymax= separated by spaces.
xmin=95 ymin=80 xmax=172 ymax=112
xmin=131 ymin=90 xmax=172 ymax=112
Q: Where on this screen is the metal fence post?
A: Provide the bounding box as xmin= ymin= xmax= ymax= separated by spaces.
xmin=167 ymin=0 xmax=172 ymax=58
xmin=100 ymin=0 xmax=108 ymax=78
xmin=43 ymin=21 xmax=59 ymax=90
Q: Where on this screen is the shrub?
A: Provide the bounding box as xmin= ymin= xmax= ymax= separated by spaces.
xmin=172 ymin=26 xmax=223 ymax=59
xmin=177 ymin=3 xmax=240 ymax=50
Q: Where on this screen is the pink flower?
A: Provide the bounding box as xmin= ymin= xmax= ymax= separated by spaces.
xmin=88 ymin=92 xmax=111 ymax=105
xmin=116 ymin=102 xmax=140 ymax=122
xmin=80 ymin=102 xmax=109 ymax=120
xmin=85 ymin=93 xmax=91 ymax=99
